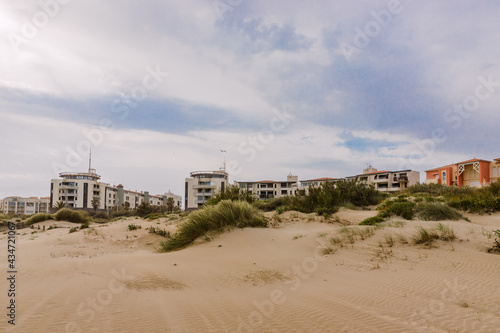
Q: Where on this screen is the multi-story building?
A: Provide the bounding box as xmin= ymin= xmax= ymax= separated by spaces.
xmin=298 ymin=177 xmax=339 ymax=195
xmin=425 ymin=157 xmax=500 ymax=187
xmin=346 ymin=165 xmax=420 ymax=192
xmin=185 ymin=169 xmax=229 ymax=210
xmin=235 ymin=174 xmax=299 ymax=200
xmin=50 ymin=165 xmax=181 ymax=211
xmin=0 ymin=197 xmax=50 ymax=215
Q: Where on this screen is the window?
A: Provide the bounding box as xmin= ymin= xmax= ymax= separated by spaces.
xmin=442 ymin=172 xmax=446 ymax=182
xmin=493 ymin=168 xmax=498 ymax=177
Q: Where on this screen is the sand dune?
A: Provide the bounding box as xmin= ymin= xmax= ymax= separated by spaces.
xmin=1 ymin=211 xmax=499 ymax=332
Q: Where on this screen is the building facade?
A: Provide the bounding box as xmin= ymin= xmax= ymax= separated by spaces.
xmin=0 ymin=197 xmax=50 ymax=215
xmin=298 ymin=177 xmax=339 ymax=195
xmin=235 ymin=174 xmax=299 ymax=200
xmin=346 ymin=166 xmax=420 ymax=192
xmin=425 ymin=158 xmax=500 ymax=187
xmin=185 ymin=170 xmax=228 ymax=210
xmin=50 ymin=167 xmax=181 ymax=211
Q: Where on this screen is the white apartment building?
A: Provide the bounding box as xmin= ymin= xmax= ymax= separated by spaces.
xmin=185 ymin=170 xmax=229 ymax=210
xmin=50 ymin=166 xmax=181 ymax=211
xmin=0 ymin=197 xmax=50 ymax=215
xmin=346 ymin=165 xmax=420 ymax=192
xmin=235 ymin=174 xmax=299 ymax=200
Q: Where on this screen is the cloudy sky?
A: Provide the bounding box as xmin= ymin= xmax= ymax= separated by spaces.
xmin=1 ymin=0 xmax=499 ymax=200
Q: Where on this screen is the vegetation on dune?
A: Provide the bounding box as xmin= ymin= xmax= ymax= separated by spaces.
xmin=54 ymin=208 xmax=91 ymax=223
xmin=159 ymin=200 xmax=267 ymax=252
xmin=405 ymin=182 xmax=500 ymax=214
xmin=412 ymin=224 xmax=456 ymax=248
xmin=360 ymin=196 xmax=464 ymax=225
xmin=148 ymin=226 xmax=170 ymax=238
xmin=24 ymin=213 xmax=53 ymax=225
xmin=251 ymin=180 xmax=384 ymax=218
xmin=206 ymin=185 xmax=256 ymax=205
xmin=488 ymin=230 xmax=500 ymax=254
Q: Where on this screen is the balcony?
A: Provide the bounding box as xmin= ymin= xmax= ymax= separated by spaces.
xmin=194 ymin=199 xmax=208 ymax=204
xmin=373 ymin=177 xmax=389 ymax=183
xmin=425 ymin=179 xmax=439 ymax=185
xmin=396 ymin=176 xmax=409 ymax=182
xmin=60 ymin=185 xmax=77 ymax=189
xmin=193 ymin=184 xmax=216 ymax=190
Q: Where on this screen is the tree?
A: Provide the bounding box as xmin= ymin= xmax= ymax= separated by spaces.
xmin=166 ymin=197 xmax=174 ymax=213
xmin=91 ymin=198 xmax=100 ymax=212
xmin=53 ymin=201 xmax=66 ymax=211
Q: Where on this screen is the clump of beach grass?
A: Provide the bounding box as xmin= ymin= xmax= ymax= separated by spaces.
xmin=159 ymin=200 xmax=267 ymax=252
xmin=25 ymin=213 xmax=53 ymax=226
xmin=412 ymin=224 xmax=457 ymax=248
xmin=54 ymin=208 xmax=91 ymax=223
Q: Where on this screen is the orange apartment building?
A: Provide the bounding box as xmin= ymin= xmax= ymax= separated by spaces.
xmin=425 ymin=158 xmax=500 ymax=187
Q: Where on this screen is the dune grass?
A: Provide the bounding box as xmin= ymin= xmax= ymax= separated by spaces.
xmin=159 ymin=200 xmax=267 ymax=252
xmin=54 ymin=208 xmax=91 ymax=223
xmin=24 ymin=213 xmax=53 ymax=226
xmin=412 ymin=224 xmax=456 ymax=248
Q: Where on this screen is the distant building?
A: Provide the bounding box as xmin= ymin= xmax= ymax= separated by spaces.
xmin=346 ymin=165 xmax=420 ymax=192
xmin=298 ymin=177 xmax=339 ymax=195
xmin=185 ymin=170 xmax=228 ymax=210
xmin=235 ymin=174 xmax=299 ymax=200
xmin=0 ymin=196 xmax=50 ymax=215
xmin=50 ymin=158 xmax=181 ymax=210
xmin=425 ymin=157 xmax=500 ymax=187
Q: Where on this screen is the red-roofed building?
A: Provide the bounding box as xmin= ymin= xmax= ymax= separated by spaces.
xmin=425 ymin=158 xmax=500 ymax=187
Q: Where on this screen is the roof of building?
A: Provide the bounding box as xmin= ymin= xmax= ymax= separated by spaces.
xmin=301 ymin=177 xmax=338 ymax=182
xmin=455 ymin=158 xmax=491 ymax=164
xmin=425 ymin=164 xmax=455 ymax=173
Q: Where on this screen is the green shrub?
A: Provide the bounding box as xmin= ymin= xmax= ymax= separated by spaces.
xmin=128 ymin=224 xmax=141 ymax=231
xmin=109 ymin=210 xmax=132 ymax=219
xmin=379 ymin=201 xmax=416 ymax=220
xmin=416 ymin=203 xmax=463 ymax=221
xmin=25 ymin=213 xmax=52 ymax=225
xmin=69 ymin=227 xmax=78 ymax=234
xmin=159 ymin=200 xmax=267 ymax=252
xmin=54 ymin=208 xmax=91 ymax=223
xmin=488 ymin=230 xmax=500 ymax=254
xmin=207 ymin=185 xmax=256 ymax=205
xmin=80 ymin=221 xmax=90 ymax=229
xmin=148 ymin=227 xmax=170 ymax=238
xmin=359 ymin=215 xmax=385 ymax=225
xmin=92 ymin=212 xmax=109 ymax=219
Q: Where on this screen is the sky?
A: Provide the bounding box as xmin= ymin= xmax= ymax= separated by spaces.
xmin=1 ymin=0 xmax=499 ymax=200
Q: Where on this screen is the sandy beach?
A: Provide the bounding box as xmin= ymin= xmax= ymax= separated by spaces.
xmin=1 ymin=210 xmax=499 ymax=332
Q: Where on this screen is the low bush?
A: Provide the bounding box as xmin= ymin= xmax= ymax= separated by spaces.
xmin=379 ymin=201 xmax=416 ymax=220
xmin=92 ymin=212 xmax=109 ymax=219
xmin=80 ymin=221 xmax=90 ymax=229
xmin=359 ymin=216 xmax=385 ymax=226
xmin=416 ymin=203 xmax=463 ymax=221
xmin=54 ymin=208 xmax=91 ymax=223
xmin=25 ymin=213 xmax=52 ymax=225
xmin=128 ymin=224 xmax=141 ymax=231
xmin=148 ymin=227 xmax=170 ymax=238
xmin=488 ymin=230 xmax=500 ymax=254
xmin=159 ymin=200 xmax=267 ymax=252
xmin=69 ymin=227 xmax=78 ymax=234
